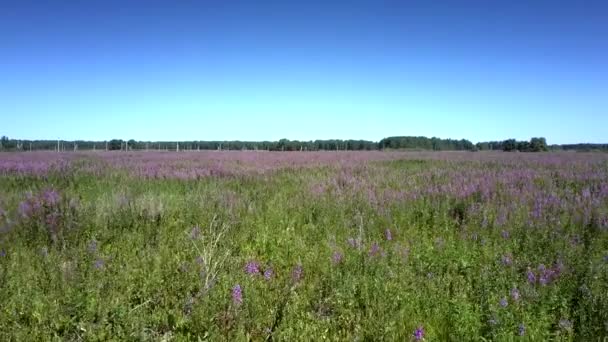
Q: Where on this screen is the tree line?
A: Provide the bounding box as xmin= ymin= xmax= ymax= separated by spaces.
xmin=474 ymin=137 xmax=549 ymax=152
xmin=1 ymin=135 xmax=604 ymax=152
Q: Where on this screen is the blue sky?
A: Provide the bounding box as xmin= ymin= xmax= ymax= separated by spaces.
xmin=1 ymin=0 xmax=607 ymax=144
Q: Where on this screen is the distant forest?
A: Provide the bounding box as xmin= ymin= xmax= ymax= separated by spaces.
xmin=0 ymin=135 xmax=606 ymax=152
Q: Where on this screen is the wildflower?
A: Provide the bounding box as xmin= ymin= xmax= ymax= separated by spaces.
xmin=499 ymin=297 xmax=508 ymax=308
xmin=539 ymin=273 xmax=550 ymax=286
xmin=526 ymin=268 xmax=536 ymax=284
xmin=244 ymin=261 xmax=261 ymax=275
xmin=510 ymin=288 xmax=520 ymax=302
xmin=292 ymin=263 xmax=303 ymax=282
xmin=369 ymin=242 xmax=381 ymax=257
xmin=18 ymin=201 xmax=33 ymax=218
xmin=0 ymin=249 xmax=5 ymax=257
xmin=232 ymin=284 xmax=243 ymax=305
xmin=385 ymin=228 xmax=393 ymax=241
xmin=501 ymin=254 xmax=512 ymax=266
xmin=501 ymin=230 xmax=510 ymax=239
xmin=43 ymin=189 xmax=60 ymax=206
xmin=518 ymin=323 xmax=525 ymax=336
xmin=264 ymin=268 xmax=273 ymax=280
xmin=332 ymin=251 xmax=343 ymax=265
xmin=413 ymin=326 xmax=424 ymax=340
xmin=94 ymin=258 xmax=105 ymax=269
xmin=40 ymin=247 xmax=48 ymax=258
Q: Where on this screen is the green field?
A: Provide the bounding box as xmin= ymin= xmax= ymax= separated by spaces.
xmin=1 ymin=151 xmax=607 ymax=340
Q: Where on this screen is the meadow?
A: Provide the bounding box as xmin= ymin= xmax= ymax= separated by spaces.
xmin=0 ymin=151 xmax=607 ymax=341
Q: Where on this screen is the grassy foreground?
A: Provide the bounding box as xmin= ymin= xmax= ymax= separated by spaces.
xmin=0 ymin=152 xmax=607 ymax=341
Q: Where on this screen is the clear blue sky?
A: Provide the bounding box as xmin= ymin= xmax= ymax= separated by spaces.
xmin=1 ymin=0 xmax=607 ymax=144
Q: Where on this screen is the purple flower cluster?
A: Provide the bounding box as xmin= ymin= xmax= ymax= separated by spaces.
xmin=518 ymin=323 xmax=526 ymax=336
xmin=94 ymin=258 xmax=105 ymax=270
xmin=232 ymin=284 xmax=243 ymax=305
xmin=413 ymin=326 xmax=424 ymax=340
xmin=527 ymin=263 xmax=562 ymax=286
xmin=501 ymin=253 xmax=513 ymax=266
xmin=368 ymin=242 xmax=380 ymax=256
xmin=510 ymin=287 xmax=520 ymax=302
xmin=264 ymin=268 xmax=273 ymax=280
xmin=292 ymin=263 xmax=303 ymax=282
xmin=331 ymin=251 xmax=344 ymax=265
xmin=244 ymin=261 xmax=261 ymax=275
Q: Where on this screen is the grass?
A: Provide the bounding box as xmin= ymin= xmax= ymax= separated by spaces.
xmin=0 ymin=152 xmax=607 ymax=340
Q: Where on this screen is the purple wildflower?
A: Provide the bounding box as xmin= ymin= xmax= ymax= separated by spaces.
xmin=510 ymin=288 xmax=520 ymax=302
xmin=332 ymin=251 xmax=344 ymax=265
xmin=499 ymin=297 xmax=508 ymax=308
xmin=539 ymin=273 xmax=549 ymax=286
xmin=526 ymin=268 xmax=536 ymax=284
xmin=190 ymin=226 xmax=201 ymax=240
xmin=0 ymin=249 xmax=5 ymax=257
xmin=518 ymin=323 xmax=525 ymax=336
xmin=292 ymin=263 xmax=303 ymax=282
xmin=232 ymin=284 xmax=243 ymax=305
xmin=264 ymin=268 xmax=273 ymax=280
xmin=385 ymin=228 xmax=393 ymax=241
xmin=501 ymin=230 xmax=510 ymax=239
xmin=604 ymin=254 xmax=608 ymax=263
xmin=501 ymin=254 xmax=513 ymax=266
xmin=369 ymin=242 xmax=381 ymax=257
xmin=94 ymin=258 xmax=105 ymax=269
xmin=244 ymin=261 xmax=261 ymax=275
xmin=18 ymin=201 xmax=33 ymax=218
xmin=413 ymin=326 xmax=424 ymax=340
xmin=43 ymin=189 xmax=60 ymax=206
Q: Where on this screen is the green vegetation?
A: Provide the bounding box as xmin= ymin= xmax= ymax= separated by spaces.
xmin=0 ymin=153 xmax=607 ymax=340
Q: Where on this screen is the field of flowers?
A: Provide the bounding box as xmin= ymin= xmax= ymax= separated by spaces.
xmin=1 ymin=151 xmax=607 ymax=340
